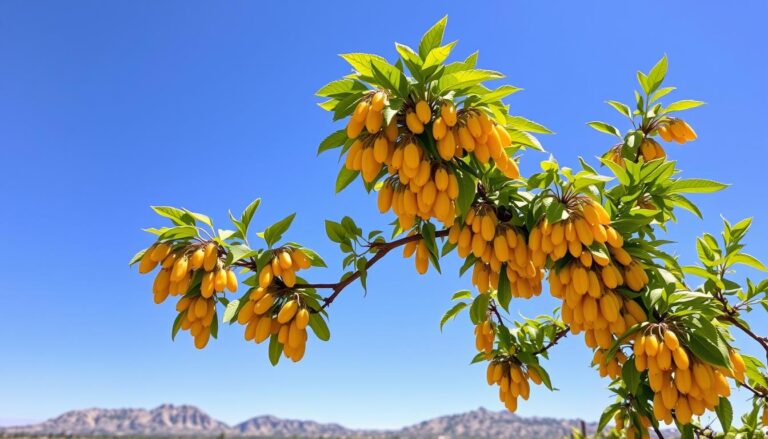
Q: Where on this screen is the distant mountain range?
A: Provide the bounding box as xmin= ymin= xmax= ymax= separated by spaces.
xmin=0 ymin=404 xmax=596 ymax=438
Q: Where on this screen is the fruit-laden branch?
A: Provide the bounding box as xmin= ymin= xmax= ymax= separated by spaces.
xmin=235 ymin=229 xmax=450 ymax=311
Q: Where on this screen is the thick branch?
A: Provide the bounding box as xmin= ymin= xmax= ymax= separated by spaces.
xmin=314 ymin=229 xmax=449 ymax=309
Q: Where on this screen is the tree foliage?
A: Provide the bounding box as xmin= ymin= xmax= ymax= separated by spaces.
xmin=131 ymin=17 xmax=768 ymax=438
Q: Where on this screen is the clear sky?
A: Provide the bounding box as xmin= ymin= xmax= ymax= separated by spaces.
xmin=1 ymin=0 xmax=767 ymax=431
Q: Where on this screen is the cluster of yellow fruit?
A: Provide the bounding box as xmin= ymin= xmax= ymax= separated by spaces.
xmin=657 ymin=118 xmax=697 ymax=144
xmin=258 ymin=247 xmax=312 ymax=289
xmin=345 ymin=121 xmax=399 ymax=183
xmin=138 ymin=241 xmax=239 ymax=349
xmin=634 ymin=328 xmax=744 ymax=425
xmin=485 ymin=360 xmax=542 ymax=413
xmin=176 ymin=295 xmax=217 ymax=349
xmin=140 ymin=242 xmax=237 ymax=302
xmin=402 ymin=233 xmax=431 ymax=274
xmin=550 ymin=255 xmax=648 ymax=335
xmin=433 ymin=106 xmax=520 ymax=179
xmin=614 ymin=413 xmax=652 ymax=439
xmin=448 ymin=205 xmax=543 ymax=298
xmin=529 ymin=199 xmax=622 ymax=267
xmin=346 ymin=91 xmax=389 ymax=139
xmin=592 ymin=348 xmax=628 ymax=380
xmin=474 ymin=320 xmax=496 ymax=354
xmin=377 ymin=162 xmax=460 ymax=228
xmin=639 ymin=138 xmax=667 ymax=162
xmin=236 ymin=288 xmax=312 ymax=362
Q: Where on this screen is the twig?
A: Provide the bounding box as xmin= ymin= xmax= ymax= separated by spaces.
xmin=534 ymin=326 xmax=570 ymax=355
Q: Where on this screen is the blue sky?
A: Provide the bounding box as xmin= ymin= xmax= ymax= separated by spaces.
xmin=1 ymin=0 xmax=767 ymax=430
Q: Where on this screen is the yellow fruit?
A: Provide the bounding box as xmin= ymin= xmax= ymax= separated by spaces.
xmin=259 ymin=265 xmax=273 ymax=288
xmin=278 ymin=250 xmax=293 ymax=270
xmin=347 ymin=117 xmax=364 ymax=138
xmin=171 ymin=257 xmax=189 ymax=282
xmin=404 ymin=142 xmax=420 ymax=169
xmin=194 ymin=298 xmax=208 ymax=318
xmin=292 ymin=249 xmax=311 ymax=270
xmin=378 ymin=184 xmax=393 ymax=213
xmin=295 ymin=308 xmax=310 ymax=329
xmin=203 ymin=243 xmax=218 ymax=271
xmin=433 ymin=116 xmax=447 ymax=140
xmin=138 ymin=252 xmax=159 ymax=274
xmin=150 ymin=243 xmax=171 ymax=262
xmin=366 ymin=108 xmax=383 ymax=133
xmin=458 ymin=126 xmax=475 ymax=151
xmin=188 ymin=248 xmax=205 ymax=270
xmin=657 ymin=125 xmax=673 ymax=142
xmin=194 ymin=330 xmax=210 ymax=349
xmin=282 ymin=269 xmax=296 ymax=287
xmin=693 ymin=363 xmax=712 ymax=390
xmin=371 ymin=91 xmax=387 ymax=111
xmin=438 ymin=129 xmax=455 ymax=160
xmin=645 ymin=334 xmax=659 ymax=356
xmin=201 ymin=271 xmax=215 ymax=298
xmin=277 ymin=300 xmax=299 ymax=323
xmin=441 ymin=102 xmax=457 ymax=126
xmin=214 ymin=268 xmax=227 ymax=292
xmin=495 ymin=124 xmax=511 ymax=146
xmin=385 ymin=118 xmax=398 ymax=141
xmin=373 ymin=136 xmax=389 ymax=163
xmin=663 ymin=330 xmax=679 ymax=351
xmin=415 ymin=100 xmax=431 ymax=124
xmin=152 ymin=269 xmax=171 ymax=295
xmin=406 ymin=111 xmax=424 ymax=134
xmin=254 ymin=316 xmax=272 ymax=343
xmin=352 ymin=100 xmax=369 ymax=122
xmin=253 ymin=293 xmax=274 ymax=315
xmin=481 ymin=215 xmax=496 ymax=242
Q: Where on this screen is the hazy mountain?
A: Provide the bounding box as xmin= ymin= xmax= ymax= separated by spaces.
xmin=0 ymin=404 xmax=597 ymax=438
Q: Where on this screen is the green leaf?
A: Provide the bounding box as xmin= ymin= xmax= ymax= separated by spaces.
xmin=497 ymin=267 xmax=511 ymax=312
xmin=476 ymin=85 xmax=522 ymax=104
xmin=268 ymin=334 xmax=282 ymax=366
xmin=128 ymin=248 xmax=146 ymax=266
xmin=422 ymin=41 xmax=454 ymax=72
xmin=316 ymin=79 xmax=367 ymax=97
xmin=318 ymin=129 xmax=348 ymax=155
xmin=665 ymin=100 xmax=705 ymax=113
xmin=469 ymin=294 xmax=490 ymax=324
xmin=730 ymin=253 xmax=768 ymax=272
xmin=335 ymin=167 xmax=359 ymax=193
xmin=715 ymin=397 xmax=733 ymax=432
xmin=438 ymin=69 xmax=504 ymax=93
xmin=308 ymin=313 xmax=331 ymax=341
xmin=669 ymin=178 xmax=728 ymax=194
xmin=506 ymin=116 xmax=553 ymax=134
xmin=621 ymin=358 xmax=640 ymax=394
xmin=171 ymin=312 xmax=184 ymax=341
xmin=646 ymin=55 xmax=668 ymax=93
xmin=340 ymin=53 xmax=387 ymax=77
xmin=440 ymin=302 xmax=468 ymax=330
xmin=222 ymin=299 xmax=240 ymax=323
xmin=452 ymin=290 xmax=472 ymax=301
xmin=263 ymin=213 xmax=296 ymax=248
xmin=587 ymin=121 xmax=622 ymax=137
xmin=597 ymin=404 xmax=621 ymax=433
xmin=157 ymin=225 xmax=198 ymax=241
xmin=151 ymin=206 xmax=195 ymax=226
xmin=370 ymin=58 xmax=407 ymax=96
xmin=299 ymin=247 xmax=327 ymax=268
xmin=240 ymin=198 xmax=261 ymax=233
xmin=606 ymin=100 xmax=632 ymax=118
xmin=418 ymin=16 xmax=448 ymax=59
xmin=456 ymin=169 xmax=476 ymax=217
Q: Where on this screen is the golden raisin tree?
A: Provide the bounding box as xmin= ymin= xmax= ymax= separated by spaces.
xmin=131 ymin=17 xmax=768 ymax=439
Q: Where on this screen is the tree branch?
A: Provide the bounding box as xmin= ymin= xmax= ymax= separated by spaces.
xmin=534 ymin=326 xmax=570 ymax=356
xmin=234 ymin=229 xmax=450 ymax=310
